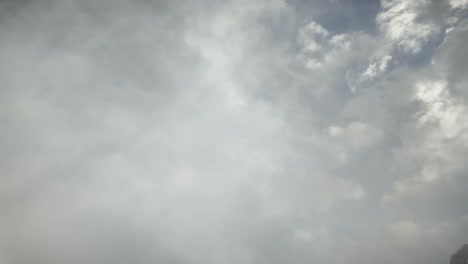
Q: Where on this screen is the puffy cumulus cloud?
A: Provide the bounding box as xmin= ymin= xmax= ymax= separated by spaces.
xmin=297 ymin=21 xmax=330 ymax=54
xmin=377 ymin=0 xmax=440 ymax=53
xmin=0 ymin=0 xmax=468 ymax=264
xmin=384 ymin=79 xmax=468 ymax=203
xmin=347 ymin=0 xmax=462 ymax=93
xmin=379 ymin=10 xmax=468 ymax=262
xmin=296 ymin=20 xmax=376 ymax=72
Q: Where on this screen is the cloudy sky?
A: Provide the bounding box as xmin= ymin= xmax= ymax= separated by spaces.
xmin=1 ymin=0 xmax=468 ymax=263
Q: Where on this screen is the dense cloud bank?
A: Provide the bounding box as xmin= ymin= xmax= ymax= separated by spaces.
xmin=0 ymin=0 xmax=467 ymax=263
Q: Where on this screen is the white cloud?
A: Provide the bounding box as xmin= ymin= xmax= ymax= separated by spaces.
xmin=377 ymin=0 xmax=439 ymax=53
xmin=384 ymin=79 xmax=468 ymax=203
xmin=450 ymin=0 xmax=468 ymax=9
xmin=1 ymin=0 xmax=468 ymax=263
xmin=297 ymin=21 xmax=329 ymax=53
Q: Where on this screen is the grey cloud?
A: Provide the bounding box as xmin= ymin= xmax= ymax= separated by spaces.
xmin=1 ymin=0 xmax=468 ymax=263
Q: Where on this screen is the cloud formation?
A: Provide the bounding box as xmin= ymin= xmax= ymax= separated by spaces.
xmin=0 ymin=0 xmax=467 ymax=263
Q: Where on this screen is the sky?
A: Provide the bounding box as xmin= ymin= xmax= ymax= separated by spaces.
xmin=0 ymin=0 xmax=468 ymax=263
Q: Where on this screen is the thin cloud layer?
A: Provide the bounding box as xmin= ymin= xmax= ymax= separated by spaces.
xmin=0 ymin=0 xmax=467 ymax=263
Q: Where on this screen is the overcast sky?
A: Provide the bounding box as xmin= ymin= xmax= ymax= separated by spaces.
xmin=1 ymin=0 xmax=468 ymax=263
